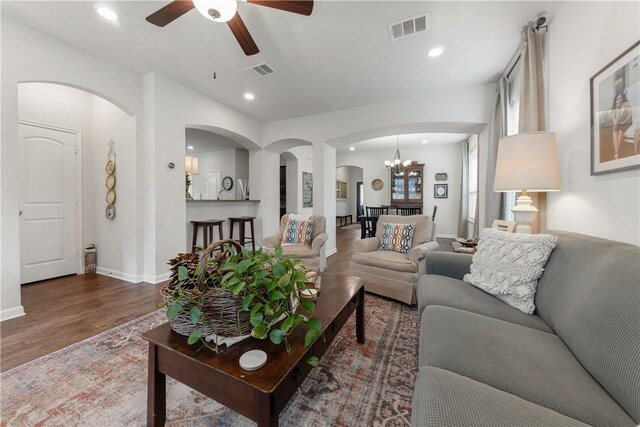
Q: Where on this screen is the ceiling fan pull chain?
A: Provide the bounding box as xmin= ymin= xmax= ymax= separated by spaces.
xmin=212 ymin=25 xmax=217 ymax=80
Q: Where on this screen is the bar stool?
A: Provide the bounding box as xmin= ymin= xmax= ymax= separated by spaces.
xmin=228 ymin=216 xmax=256 ymax=252
xmin=191 ymin=219 xmax=225 ymax=252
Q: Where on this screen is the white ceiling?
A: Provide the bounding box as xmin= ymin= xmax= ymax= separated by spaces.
xmin=337 ymin=132 xmax=467 ymax=154
xmin=2 ymin=1 xmax=557 ymax=122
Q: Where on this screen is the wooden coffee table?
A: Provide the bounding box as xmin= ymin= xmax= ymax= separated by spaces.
xmin=143 ymin=274 xmax=365 ymax=427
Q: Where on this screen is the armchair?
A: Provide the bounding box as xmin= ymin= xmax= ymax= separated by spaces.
xmin=263 ymin=214 xmax=329 ymax=272
xmin=350 ymin=214 xmax=439 ymax=304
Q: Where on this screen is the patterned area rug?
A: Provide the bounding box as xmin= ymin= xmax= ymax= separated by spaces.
xmin=1 ymin=295 xmax=419 ymax=426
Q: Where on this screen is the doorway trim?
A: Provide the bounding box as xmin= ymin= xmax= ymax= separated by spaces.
xmin=18 ymin=119 xmax=84 ymax=277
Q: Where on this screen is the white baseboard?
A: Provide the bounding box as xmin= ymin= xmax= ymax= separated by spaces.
xmin=326 ymin=247 xmax=337 ymax=257
xmin=142 ymin=272 xmax=170 ymax=284
xmin=0 ymin=305 xmax=25 ymax=322
xmin=96 ymin=267 xmax=143 ymax=284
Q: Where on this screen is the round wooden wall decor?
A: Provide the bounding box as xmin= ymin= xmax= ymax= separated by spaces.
xmin=106 ymin=174 xmax=116 ymax=189
xmin=105 ymin=204 xmax=116 ymax=219
xmin=106 ymin=189 xmax=117 ymax=204
xmin=371 ymin=179 xmax=384 ymax=191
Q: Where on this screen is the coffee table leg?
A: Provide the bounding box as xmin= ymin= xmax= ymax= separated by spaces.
xmin=356 ymin=286 xmax=365 ymax=344
xmin=147 ymin=343 xmax=166 ymax=427
xmin=256 ymin=395 xmax=278 ymax=427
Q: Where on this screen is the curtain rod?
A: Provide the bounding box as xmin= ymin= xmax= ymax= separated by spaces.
xmin=502 ymin=17 xmax=549 ymax=79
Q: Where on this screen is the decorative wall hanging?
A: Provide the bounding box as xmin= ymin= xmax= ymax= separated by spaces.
xmin=435 ymin=173 xmax=448 ymax=181
xmin=105 ymin=140 xmax=116 ymax=219
xmin=434 ymin=183 xmax=448 ymax=199
xmin=302 ymin=171 xmax=313 ymax=208
xmin=590 ymin=40 xmax=640 ymax=175
xmin=371 ymin=179 xmax=384 ymax=191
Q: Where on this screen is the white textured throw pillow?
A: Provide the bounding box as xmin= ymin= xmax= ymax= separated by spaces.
xmin=463 ymin=228 xmax=558 ymax=314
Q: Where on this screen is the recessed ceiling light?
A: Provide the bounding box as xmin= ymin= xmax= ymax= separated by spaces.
xmin=349 ymin=147 xmax=355 ymax=151
xmin=187 ymin=145 xmax=194 ymax=150
xmin=244 ymin=93 xmax=255 ymax=100
xmin=422 ymin=140 xmax=429 ymax=144
xmin=96 ymin=6 xmax=118 ymax=21
xmin=428 ymin=46 xmax=444 ymax=58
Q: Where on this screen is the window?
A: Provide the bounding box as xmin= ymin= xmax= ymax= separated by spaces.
xmin=503 ymin=84 xmax=521 ymax=221
xmin=468 ymin=143 xmax=478 ymax=221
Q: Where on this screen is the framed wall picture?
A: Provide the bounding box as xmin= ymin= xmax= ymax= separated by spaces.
xmin=302 ymin=171 xmax=313 ymax=208
xmin=434 ymin=183 xmax=448 ymax=198
xmin=590 ymin=41 xmax=640 ymax=175
xmin=435 ymin=173 xmax=448 ymax=181
xmin=492 ymin=219 xmax=516 ymax=233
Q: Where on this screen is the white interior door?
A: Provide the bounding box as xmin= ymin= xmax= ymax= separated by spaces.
xmin=206 ymin=171 xmax=222 ymax=199
xmin=19 ymin=122 xmax=78 ymax=284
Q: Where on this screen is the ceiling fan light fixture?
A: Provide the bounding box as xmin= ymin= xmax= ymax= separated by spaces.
xmin=193 ymin=0 xmax=238 ymax=22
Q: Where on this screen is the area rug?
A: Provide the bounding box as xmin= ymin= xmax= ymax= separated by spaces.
xmin=1 ymin=294 xmax=419 ymax=426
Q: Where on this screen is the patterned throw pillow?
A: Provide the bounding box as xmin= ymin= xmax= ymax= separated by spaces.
xmin=282 ymin=215 xmax=315 ymax=246
xmin=463 ymin=228 xmax=558 ymax=314
xmin=380 ymin=222 xmax=416 ymax=254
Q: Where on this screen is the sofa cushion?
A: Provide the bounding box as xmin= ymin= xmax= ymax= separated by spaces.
xmin=375 ymin=214 xmax=433 ymax=247
xmin=535 ymin=231 xmax=640 ymax=422
xmin=411 ymin=366 xmax=589 ymax=427
xmin=279 ymin=214 xmax=326 ymax=241
xmin=351 ymin=250 xmax=417 ymax=273
xmin=282 ymin=215 xmax=315 ymax=246
xmin=380 ymin=222 xmax=415 ymax=254
xmin=463 ymin=229 xmax=557 ymax=314
xmin=420 ymin=305 xmax=636 ymax=427
xmin=416 ymin=274 xmax=552 ymax=333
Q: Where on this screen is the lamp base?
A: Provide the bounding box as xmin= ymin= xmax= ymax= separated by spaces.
xmin=511 ymin=193 xmax=538 ymax=234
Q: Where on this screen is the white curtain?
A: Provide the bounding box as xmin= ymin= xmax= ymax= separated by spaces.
xmin=483 ymin=77 xmax=509 ymax=229
xmin=519 ymin=25 xmax=547 ymax=233
xmin=458 ymin=140 xmax=469 ymax=237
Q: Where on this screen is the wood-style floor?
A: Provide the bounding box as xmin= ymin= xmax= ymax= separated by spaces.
xmin=0 ymin=226 xmax=452 ymax=372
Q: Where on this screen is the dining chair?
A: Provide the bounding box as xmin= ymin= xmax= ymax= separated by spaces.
xmin=398 ymin=206 xmax=422 ymax=216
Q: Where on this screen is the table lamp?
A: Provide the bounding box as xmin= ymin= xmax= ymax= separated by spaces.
xmin=185 ymin=155 xmax=200 ymax=200
xmin=494 ymin=131 xmax=561 ymax=234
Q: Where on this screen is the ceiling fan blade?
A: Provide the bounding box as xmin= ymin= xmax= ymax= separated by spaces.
xmin=227 ymin=13 xmax=260 ymax=56
xmin=146 ymin=1 xmax=195 ymax=27
xmin=247 ymin=0 xmax=314 ymax=16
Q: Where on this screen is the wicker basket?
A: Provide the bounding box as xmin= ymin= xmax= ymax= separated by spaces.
xmin=161 ymin=240 xmax=252 ymax=339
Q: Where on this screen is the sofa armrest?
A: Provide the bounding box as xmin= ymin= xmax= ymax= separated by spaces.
xmin=353 ymin=237 xmax=380 ymax=253
xmin=410 ymin=241 xmax=440 ymax=264
xmin=263 ymin=233 xmax=282 ymax=249
xmin=425 ymin=252 xmax=473 ymax=280
xmin=311 ymin=232 xmax=328 ymax=250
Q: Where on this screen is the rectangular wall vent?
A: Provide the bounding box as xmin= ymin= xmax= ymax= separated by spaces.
xmin=244 ymin=62 xmax=277 ymax=79
xmin=388 ymin=13 xmax=429 ymax=40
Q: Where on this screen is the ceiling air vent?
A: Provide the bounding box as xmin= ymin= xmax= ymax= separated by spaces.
xmin=244 ymin=62 xmax=277 ymax=79
xmin=388 ymin=13 xmax=429 ymax=40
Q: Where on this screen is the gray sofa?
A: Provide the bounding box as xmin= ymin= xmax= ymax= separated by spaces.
xmin=412 ymin=230 xmax=640 ymax=426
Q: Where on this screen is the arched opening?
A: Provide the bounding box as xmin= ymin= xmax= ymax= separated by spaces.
xmin=17 ymin=81 xmax=136 ymax=285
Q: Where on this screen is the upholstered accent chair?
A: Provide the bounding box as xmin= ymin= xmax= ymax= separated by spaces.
xmin=263 ymin=214 xmax=329 ymax=272
xmin=350 ymin=214 xmax=439 ymax=304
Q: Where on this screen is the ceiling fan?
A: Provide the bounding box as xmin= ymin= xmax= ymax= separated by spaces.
xmin=146 ymin=0 xmax=313 ymax=56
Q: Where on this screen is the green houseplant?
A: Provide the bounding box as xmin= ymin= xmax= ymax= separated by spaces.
xmin=163 ymin=241 xmax=322 ymax=365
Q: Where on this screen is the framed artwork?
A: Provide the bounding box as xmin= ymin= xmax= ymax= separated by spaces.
xmin=336 ymin=180 xmax=347 ymax=199
xmin=435 ymin=173 xmax=448 ymax=181
xmin=434 ymin=183 xmax=448 ymax=198
xmin=302 ymin=171 xmax=313 ymax=208
xmin=492 ymin=219 xmax=516 ymax=233
xmin=590 ymin=41 xmax=640 ymax=175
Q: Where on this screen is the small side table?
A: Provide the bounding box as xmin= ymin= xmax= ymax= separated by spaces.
xmin=451 ymin=241 xmax=476 ymax=254
xmin=336 ymin=215 xmax=352 ymax=227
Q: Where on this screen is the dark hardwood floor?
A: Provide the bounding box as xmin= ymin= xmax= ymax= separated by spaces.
xmin=0 ymin=226 xmax=452 ymax=372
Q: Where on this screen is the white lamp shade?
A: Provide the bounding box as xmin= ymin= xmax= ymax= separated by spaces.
xmin=494 ymin=131 xmax=561 ymax=192
xmin=193 ymin=0 xmax=237 ymax=22
xmin=185 ymin=156 xmax=199 ymax=176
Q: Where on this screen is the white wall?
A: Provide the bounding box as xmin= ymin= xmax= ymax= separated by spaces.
xmin=143 ymin=73 xmax=263 ymax=278
xmin=547 ymin=1 xmax=640 ymax=245
xmin=286 ymin=146 xmax=314 ymax=215
xmin=1 ymin=17 xmax=144 ymax=320
xmin=337 ymin=143 xmax=463 ymax=237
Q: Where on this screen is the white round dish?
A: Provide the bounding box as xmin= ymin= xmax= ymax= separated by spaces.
xmin=239 ymin=350 xmax=267 ymax=371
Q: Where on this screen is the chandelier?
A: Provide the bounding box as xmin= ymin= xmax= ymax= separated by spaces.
xmin=384 ymin=135 xmax=411 ymax=175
